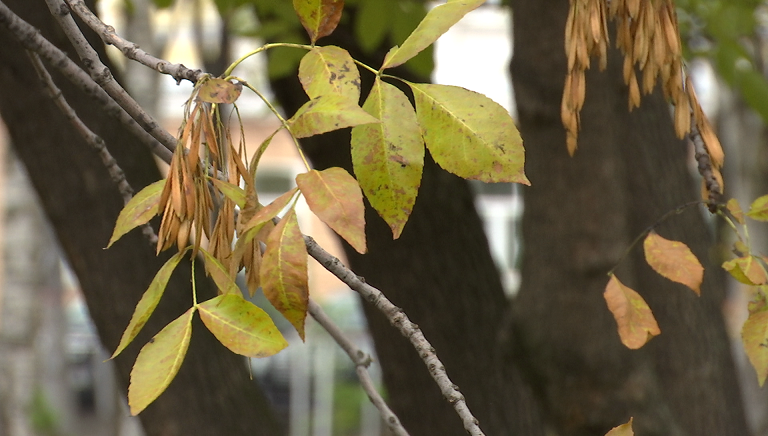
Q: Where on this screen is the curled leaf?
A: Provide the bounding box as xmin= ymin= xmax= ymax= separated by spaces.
xmin=604 ymin=275 xmax=661 ymax=349
xmin=604 ymin=418 xmax=634 ymax=436
xmin=197 ymin=78 xmax=242 ymax=104
xmin=643 ymin=232 xmax=704 ymax=295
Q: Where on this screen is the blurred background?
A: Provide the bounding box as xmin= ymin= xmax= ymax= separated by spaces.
xmin=1 ymin=0 xmax=768 ymax=435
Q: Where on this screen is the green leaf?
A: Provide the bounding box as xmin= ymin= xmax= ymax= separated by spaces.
xmin=351 ymin=78 xmax=424 ymax=238
xmin=410 ymin=83 xmax=529 ymax=184
xmin=604 ymin=275 xmax=661 ymax=350
xmin=260 ymin=208 xmax=309 ymax=340
xmin=242 ymin=187 xmax=299 ymax=233
xmin=198 ymin=294 xmax=288 ymax=357
xmin=296 ymin=168 xmax=367 ymax=253
xmin=292 ymin=0 xmax=345 ymax=44
xmin=111 ymin=249 xmax=188 ymax=359
xmin=196 ymin=78 xmax=242 ymax=104
xmin=381 ymin=0 xmax=484 ymax=70
xmin=128 ymin=307 xmax=195 ymax=415
xmin=288 ymin=94 xmax=379 ymax=138
xmin=643 ymin=232 xmax=703 ymax=295
xmin=742 ymin=308 xmax=768 ymax=386
xmin=747 ymin=194 xmax=768 ymax=221
xmin=107 ymin=180 xmax=165 ymax=248
xmin=266 ymin=35 xmax=308 ymax=79
xmin=355 ymin=0 xmax=391 ymax=52
xmin=199 ymin=249 xmax=241 ymax=295
xmin=211 ymin=178 xmax=246 ymax=209
xmin=299 ymin=46 xmax=361 ymax=102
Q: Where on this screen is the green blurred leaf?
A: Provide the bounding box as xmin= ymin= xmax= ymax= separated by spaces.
xmin=355 ymin=0 xmax=392 ymax=52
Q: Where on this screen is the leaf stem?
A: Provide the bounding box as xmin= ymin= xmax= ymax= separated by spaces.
xmin=608 ymin=200 xmax=705 ymax=276
xmin=224 ymin=43 xmax=313 ymax=77
xmin=191 ymin=256 xmax=198 ymax=306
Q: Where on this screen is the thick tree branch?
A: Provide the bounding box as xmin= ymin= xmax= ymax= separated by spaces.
xmin=307 ymin=299 xmax=408 ymax=436
xmin=0 ymin=0 xmax=172 ymax=163
xmin=66 ymin=0 xmax=204 ymax=84
xmin=26 ymin=50 xmax=159 ymax=246
xmin=304 ymin=236 xmax=486 ymax=436
xmin=44 ymin=0 xmax=177 ymax=153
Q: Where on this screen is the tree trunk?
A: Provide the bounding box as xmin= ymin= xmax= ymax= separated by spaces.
xmin=509 ymin=1 xmax=750 ymax=435
xmin=0 ymin=2 xmax=284 ymax=435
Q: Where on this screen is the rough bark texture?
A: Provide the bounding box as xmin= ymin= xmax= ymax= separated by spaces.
xmin=510 ymin=1 xmax=750 ymax=435
xmin=267 ymin=10 xmax=546 ymax=436
xmin=0 ymin=2 xmax=284 ymax=435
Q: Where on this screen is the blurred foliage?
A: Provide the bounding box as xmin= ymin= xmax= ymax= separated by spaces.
xmin=677 ymin=0 xmax=768 ymax=122
xmin=151 ymin=0 xmax=433 ymax=79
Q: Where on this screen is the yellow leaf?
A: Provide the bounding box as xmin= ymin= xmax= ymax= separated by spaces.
xmin=108 ymin=180 xmax=165 ymax=248
xmin=748 ymin=194 xmax=768 ymax=222
xmin=128 ymin=307 xmax=195 ymax=415
xmin=604 ymin=275 xmax=661 ymax=349
xmin=410 ymin=83 xmax=528 ymax=184
xmin=722 ymin=256 xmax=768 ymax=286
xmin=196 ymin=78 xmax=242 ymax=104
xmin=351 ymin=78 xmax=424 ymax=239
xmin=605 ymin=418 xmax=634 ymax=436
xmin=296 ymin=168 xmax=367 ymax=253
xmin=260 ymin=209 xmax=309 ymax=340
xmin=726 ymin=198 xmax=745 ymax=225
xmin=198 ymin=294 xmax=288 ymax=358
xmin=111 ymin=249 xmax=188 ymax=359
xmin=299 ymin=46 xmax=360 ymax=101
xmin=199 ymin=249 xmax=241 ymax=295
xmin=742 ymin=309 xmax=768 ymax=386
xmin=643 ymin=232 xmax=703 ymax=295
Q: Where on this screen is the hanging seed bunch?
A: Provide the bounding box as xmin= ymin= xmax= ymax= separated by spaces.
xmin=157 ymin=77 xmax=248 ymax=258
xmin=563 ymin=0 xmax=724 ymax=199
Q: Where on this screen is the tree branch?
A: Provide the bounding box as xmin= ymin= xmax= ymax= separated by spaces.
xmin=307 ymin=299 xmax=409 ymax=436
xmin=304 ymin=236 xmax=486 ymax=436
xmin=0 ymin=0 xmax=172 ymax=164
xmin=44 ymin=0 xmax=177 ymax=153
xmin=66 ymin=0 xmax=204 ymax=84
xmin=26 ymin=50 xmax=159 ymax=247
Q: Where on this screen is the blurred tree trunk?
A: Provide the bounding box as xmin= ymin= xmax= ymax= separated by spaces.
xmin=0 ymin=2 xmax=284 ymax=435
xmin=509 ymin=1 xmax=750 ymax=435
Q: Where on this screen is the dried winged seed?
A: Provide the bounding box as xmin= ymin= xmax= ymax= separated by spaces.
xmin=674 ymin=96 xmax=690 ymax=139
xmin=663 ymin=5 xmax=681 ymax=56
xmin=627 ymin=0 xmax=639 ymax=18
xmin=188 ymin=116 xmax=203 ymax=171
xmin=574 ymin=70 xmax=586 ymax=110
xmin=576 ymin=38 xmax=589 ymax=69
xmin=169 ymin=155 xmax=185 ymax=218
xmin=642 ymin=62 xmax=657 ymax=94
xmin=598 ymin=40 xmax=608 ymax=70
xmin=590 ymin=0 xmax=602 ymax=44
xmin=633 ymin=25 xmax=648 ymax=68
xmin=176 ymin=219 xmax=191 ymax=251
xmin=700 ymin=117 xmax=725 ymax=168
xmin=623 ymin=55 xmax=633 ymax=84
xmin=652 ymin=32 xmax=665 ymax=67
xmin=567 ymin=131 xmax=579 ymax=156
xmin=628 ymin=72 xmax=641 ymax=110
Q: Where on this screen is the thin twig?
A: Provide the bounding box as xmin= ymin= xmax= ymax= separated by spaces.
xmin=307 ymin=299 xmax=408 ymax=436
xmin=26 ymin=50 xmax=159 ymax=246
xmin=304 ymin=236 xmax=486 ymax=436
xmin=0 ymin=0 xmax=172 ymax=164
xmin=66 ymin=0 xmax=204 ymax=84
xmin=44 ymin=0 xmax=177 ymax=154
